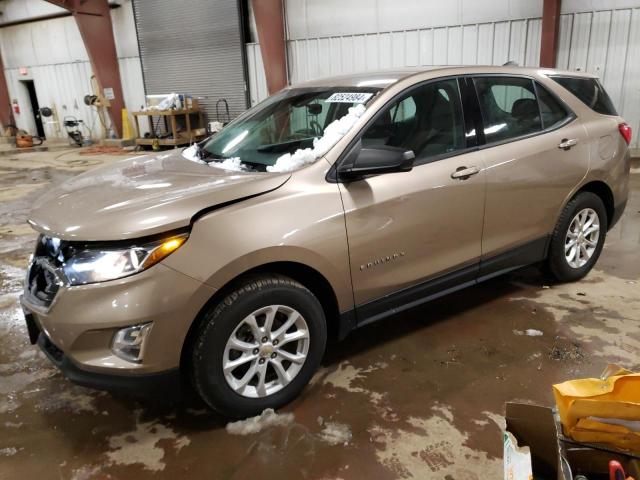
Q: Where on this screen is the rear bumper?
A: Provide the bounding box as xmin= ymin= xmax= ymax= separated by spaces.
xmin=610 ymin=199 xmax=627 ymax=230
xmin=36 ymin=326 xmax=182 ymax=398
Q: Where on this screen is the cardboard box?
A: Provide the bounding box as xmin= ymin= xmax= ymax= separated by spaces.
xmin=505 ymin=403 xmax=640 ymax=480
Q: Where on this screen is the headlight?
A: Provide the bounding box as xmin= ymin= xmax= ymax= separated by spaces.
xmin=62 ymin=233 xmax=188 ymax=285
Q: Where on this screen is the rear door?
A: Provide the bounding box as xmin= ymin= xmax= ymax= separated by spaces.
xmin=470 ymin=75 xmax=590 ymax=276
xmin=338 ymin=78 xmax=486 ymax=319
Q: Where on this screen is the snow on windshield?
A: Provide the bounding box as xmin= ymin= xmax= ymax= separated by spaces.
xmin=181 ymin=146 xmax=246 ymax=172
xmin=181 ymin=103 xmax=367 ymax=173
xmin=266 ymin=103 xmax=366 ymax=172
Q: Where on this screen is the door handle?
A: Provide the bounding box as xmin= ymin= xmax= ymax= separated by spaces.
xmin=558 ymin=138 xmax=577 ymax=150
xmin=451 ymin=166 xmax=479 ymax=180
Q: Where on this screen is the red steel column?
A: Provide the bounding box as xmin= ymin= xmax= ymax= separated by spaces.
xmin=540 ymin=0 xmax=562 ymax=68
xmin=45 ymin=0 xmax=124 ymax=137
xmin=0 ymin=50 xmax=14 ymax=130
xmin=251 ymin=0 xmax=288 ymax=94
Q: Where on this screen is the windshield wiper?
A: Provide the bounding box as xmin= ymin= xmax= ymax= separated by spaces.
xmin=257 ymin=137 xmax=314 ymax=153
xmin=193 ymin=142 xmax=211 ymax=160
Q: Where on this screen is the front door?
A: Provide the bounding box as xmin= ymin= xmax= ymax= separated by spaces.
xmin=338 ymin=78 xmax=486 ymax=321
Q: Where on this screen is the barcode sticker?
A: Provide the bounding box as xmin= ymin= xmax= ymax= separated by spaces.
xmin=325 ymin=92 xmax=373 ymax=103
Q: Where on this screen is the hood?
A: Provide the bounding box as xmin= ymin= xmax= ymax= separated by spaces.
xmin=28 ymin=151 xmax=290 ymax=241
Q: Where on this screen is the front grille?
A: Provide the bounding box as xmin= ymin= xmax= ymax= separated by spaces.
xmin=26 ymin=235 xmax=66 ymax=307
xmin=26 ymin=259 xmax=61 ymax=306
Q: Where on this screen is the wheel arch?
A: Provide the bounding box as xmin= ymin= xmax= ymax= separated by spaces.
xmin=574 ymin=180 xmax=615 ymax=229
xmin=179 ymin=260 xmax=344 ymax=376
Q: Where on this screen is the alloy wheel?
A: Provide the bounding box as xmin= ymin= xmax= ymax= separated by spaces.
xmin=565 ymin=208 xmax=600 ymax=269
xmin=222 ymin=305 xmax=310 ymax=398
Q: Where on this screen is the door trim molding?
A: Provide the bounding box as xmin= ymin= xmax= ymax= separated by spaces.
xmin=337 ymin=235 xmax=550 ymax=338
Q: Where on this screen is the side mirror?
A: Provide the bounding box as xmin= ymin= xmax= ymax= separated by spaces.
xmin=337 ymin=141 xmax=415 ymax=181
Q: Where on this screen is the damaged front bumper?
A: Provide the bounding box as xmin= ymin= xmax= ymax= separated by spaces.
xmin=20 ymin=262 xmax=216 ymax=396
xmin=27 ymin=313 xmax=181 ymax=397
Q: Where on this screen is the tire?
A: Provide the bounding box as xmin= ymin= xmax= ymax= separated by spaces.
xmin=191 ymin=274 xmax=327 ymax=418
xmin=547 ymin=191 xmax=608 ymax=282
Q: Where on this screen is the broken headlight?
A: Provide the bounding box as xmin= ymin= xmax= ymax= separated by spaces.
xmin=62 ymin=233 xmax=188 ymax=286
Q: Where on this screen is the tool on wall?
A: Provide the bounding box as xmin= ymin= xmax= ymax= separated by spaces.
xmin=39 ymin=106 xmax=61 ymax=136
xmin=83 ymin=75 xmax=111 ymax=138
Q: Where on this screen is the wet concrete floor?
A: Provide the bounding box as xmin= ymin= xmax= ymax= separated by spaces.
xmin=0 ymin=148 xmax=639 ymax=479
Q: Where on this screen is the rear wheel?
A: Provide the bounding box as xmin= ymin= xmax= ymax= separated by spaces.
xmin=191 ymin=274 xmax=326 ymax=418
xmin=547 ymin=192 xmax=607 ymax=282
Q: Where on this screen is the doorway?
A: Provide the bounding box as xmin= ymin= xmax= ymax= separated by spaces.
xmin=20 ymin=80 xmax=45 ymax=138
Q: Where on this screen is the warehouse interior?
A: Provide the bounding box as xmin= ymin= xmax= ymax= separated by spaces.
xmin=1 ymin=0 xmax=639 ymax=479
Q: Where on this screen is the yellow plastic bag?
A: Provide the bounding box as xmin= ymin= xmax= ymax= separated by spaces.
xmin=553 ymin=366 xmax=640 ymax=454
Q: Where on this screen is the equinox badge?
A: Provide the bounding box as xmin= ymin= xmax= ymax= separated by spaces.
xmin=360 ymin=251 xmax=406 ymax=271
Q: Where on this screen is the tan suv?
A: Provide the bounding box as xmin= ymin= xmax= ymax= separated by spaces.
xmin=21 ymin=66 xmax=630 ymax=417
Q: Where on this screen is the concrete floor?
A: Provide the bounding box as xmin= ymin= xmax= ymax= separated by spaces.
xmin=0 ymin=148 xmax=638 ymax=480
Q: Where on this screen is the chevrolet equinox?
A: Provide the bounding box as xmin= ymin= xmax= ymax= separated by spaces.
xmin=21 ymin=66 xmax=630 ymax=417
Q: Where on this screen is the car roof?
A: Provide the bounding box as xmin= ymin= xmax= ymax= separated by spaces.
xmin=291 ymin=65 xmax=598 ymax=90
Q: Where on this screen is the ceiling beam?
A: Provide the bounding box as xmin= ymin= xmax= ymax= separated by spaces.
xmin=0 ymin=49 xmax=14 ymax=130
xmin=251 ymin=0 xmax=287 ymax=95
xmin=45 ymin=0 xmax=124 ymax=137
xmin=540 ymin=0 xmax=562 ymax=68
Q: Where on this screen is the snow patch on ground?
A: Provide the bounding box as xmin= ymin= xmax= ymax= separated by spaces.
xmin=267 ymin=103 xmax=367 ymax=173
xmin=0 ymin=370 xmax=51 ymax=395
xmin=513 ymin=329 xmax=544 ymax=337
xmin=432 ymin=403 xmax=455 ymax=422
xmin=319 ymin=422 xmax=352 ymax=446
xmin=226 ymin=408 xmax=295 ymax=435
xmin=369 ymin=404 xmax=501 ymax=478
xmin=482 ymin=410 xmax=506 ymax=431
xmin=106 ymin=412 xmax=190 ymax=471
xmin=323 ymin=361 xmax=387 ymax=401
xmin=70 ymin=464 xmax=104 ymax=480
xmin=510 ymin=269 xmax=640 ymax=364
xmin=36 ymin=386 xmax=102 ymax=414
xmin=0 ymin=447 xmax=18 ymax=456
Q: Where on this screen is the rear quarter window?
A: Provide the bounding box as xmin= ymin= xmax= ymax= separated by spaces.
xmin=550 ymin=76 xmax=618 ymax=116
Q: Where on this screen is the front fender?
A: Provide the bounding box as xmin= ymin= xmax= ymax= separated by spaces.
xmin=162 ymin=162 xmax=353 ymax=312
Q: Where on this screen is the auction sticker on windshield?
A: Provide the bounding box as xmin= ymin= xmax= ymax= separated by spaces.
xmin=326 ymin=92 xmax=373 ymax=103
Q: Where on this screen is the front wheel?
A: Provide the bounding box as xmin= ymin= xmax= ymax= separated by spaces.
xmin=190 ymin=274 xmax=327 ymax=418
xmin=547 ymin=192 xmax=607 ymax=282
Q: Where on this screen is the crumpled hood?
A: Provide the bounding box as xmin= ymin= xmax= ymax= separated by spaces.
xmin=28 ymin=151 xmax=290 ymax=241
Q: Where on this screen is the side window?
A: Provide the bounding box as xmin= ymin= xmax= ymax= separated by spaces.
xmin=535 ymin=83 xmax=571 ymax=129
xmin=361 ymin=79 xmax=466 ymax=161
xmin=474 ymin=77 xmax=542 ymax=143
xmin=389 ymin=96 xmax=417 ymax=122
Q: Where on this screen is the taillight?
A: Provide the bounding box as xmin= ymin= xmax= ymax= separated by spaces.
xmin=619 ymin=122 xmax=632 ymax=145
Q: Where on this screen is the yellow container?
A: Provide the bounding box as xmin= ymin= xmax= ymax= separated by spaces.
xmin=553 ymin=366 xmax=640 ymax=454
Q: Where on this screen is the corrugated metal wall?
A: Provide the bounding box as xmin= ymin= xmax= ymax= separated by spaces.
xmin=245 ymin=43 xmax=268 ymax=107
xmin=557 ymin=8 xmax=640 ymax=146
xmin=286 ymin=19 xmax=543 ymax=84
xmin=246 ymin=6 xmax=640 ymax=147
xmin=132 ymin=0 xmax=248 ymax=123
xmin=0 ymin=1 xmax=146 ymax=139
xmin=4 ymin=58 xmax=145 ymax=140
